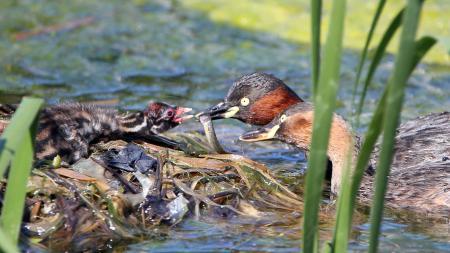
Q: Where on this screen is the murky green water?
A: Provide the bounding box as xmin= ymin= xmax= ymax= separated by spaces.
xmin=1 ymin=0 xmax=449 ymax=252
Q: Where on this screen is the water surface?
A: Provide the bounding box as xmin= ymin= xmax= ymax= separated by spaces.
xmin=0 ymin=0 xmax=449 ymax=252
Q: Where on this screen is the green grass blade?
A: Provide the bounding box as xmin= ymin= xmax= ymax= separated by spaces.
xmin=0 ymin=97 xmax=43 ymax=244
xmin=368 ymin=1 xmax=424 ymax=252
xmin=333 ymin=7 xmax=403 ymax=251
xmin=1 ymin=123 xmax=37 ymax=244
xmin=408 ymin=36 xmax=437 ymax=74
xmin=354 ymin=8 xmax=404 ymax=127
xmin=0 ymin=98 xmax=43 ymax=176
xmin=350 ymin=37 xmax=436 ymax=220
xmin=332 ymin=32 xmax=436 ymax=253
xmin=303 ymin=0 xmax=347 ymax=251
xmin=333 ymin=89 xmax=387 ymax=252
xmin=0 ymin=227 xmax=20 ymax=253
xmin=351 ymin=0 xmax=386 ymax=114
xmin=310 ymin=0 xmax=322 ymax=97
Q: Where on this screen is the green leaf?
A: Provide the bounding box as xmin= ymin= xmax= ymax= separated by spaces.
xmin=303 ymin=0 xmax=347 ymax=252
xmin=331 ymin=33 xmax=435 ymax=253
xmin=351 ymin=0 xmax=387 ymax=117
xmin=408 ymin=36 xmax=437 ymax=75
xmin=368 ymin=1 xmax=424 ymax=252
xmin=310 ymin=0 xmax=322 ymax=98
xmin=332 ymin=6 xmax=403 ymax=252
xmin=0 ymin=227 xmax=20 ymax=253
xmin=0 ymin=98 xmax=43 ymax=176
xmin=333 ymin=88 xmax=387 ymax=252
xmin=331 ymin=1 xmax=435 ymax=251
xmin=0 ymin=97 xmax=43 ymax=244
xmin=354 ymin=7 xmax=404 ymax=127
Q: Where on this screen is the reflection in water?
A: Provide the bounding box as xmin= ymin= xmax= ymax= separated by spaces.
xmin=0 ymin=0 xmax=449 ymax=252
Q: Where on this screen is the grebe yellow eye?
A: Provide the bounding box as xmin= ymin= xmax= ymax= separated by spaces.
xmin=280 ymin=114 xmax=287 ymax=123
xmin=240 ymin=97 xmax=250 ymax=106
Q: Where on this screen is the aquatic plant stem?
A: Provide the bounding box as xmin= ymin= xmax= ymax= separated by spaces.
xmin=0 ymin=98 xmax=42 ymax=244
xmin=368 ymin=1 xmax=423 ymax=252
xmin=310 ymin=0 xmax=322 ymax=98
xmin=355 ymin=8 xmax=404 ymax=127
xmin=1 ymin=118 xmax=39 ymax=243
xmin=351 ymin=0 xmax=386 ymax=120
xmin=303 ymin=0 xmax=346 ymax=252
xmin=333 ymin=34 xmax=435 ymax=252
xmin=0 ymin=227 xmax=19 ymax=253
xmin=333 ymin=89 xmax=387 ymax=252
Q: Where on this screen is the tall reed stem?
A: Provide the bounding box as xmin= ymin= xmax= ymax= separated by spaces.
xmin=368 ymin=1 xmax=423 ymax=252
xmin=303 ymin=0 xmax=346 ymax=252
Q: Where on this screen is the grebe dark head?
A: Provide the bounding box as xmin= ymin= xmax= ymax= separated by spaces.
xmin=144 ymin=101 xmax=193 ymax=134
xmin=198 ymin=72 xmax=303 ymax=125
xmin=118 ymin=101 xmax=192 ymax=135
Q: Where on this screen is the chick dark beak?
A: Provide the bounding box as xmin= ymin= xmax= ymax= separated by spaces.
xmin=173 ymin=107 xmax=193 ymax=123
xmin=239 ymin=124 xmax=280 ymax=142
xmin=195 ymin=102 xmax=239 ymax=120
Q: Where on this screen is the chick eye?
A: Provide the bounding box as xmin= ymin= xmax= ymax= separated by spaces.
xmin=280 ymin=114 xmax=287 ymax=123
xmin=166 ymin=110 xmax=174 ymax=117
xmin=240 ymin=97 xmax=250 ymax=106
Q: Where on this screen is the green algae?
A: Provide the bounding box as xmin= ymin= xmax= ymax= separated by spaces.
xmin=183 ymin=0 xmax=450 ymax=64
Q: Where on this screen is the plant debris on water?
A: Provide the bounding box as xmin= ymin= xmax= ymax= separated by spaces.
xmin=0 ymin=128 xmax=310 ymax=251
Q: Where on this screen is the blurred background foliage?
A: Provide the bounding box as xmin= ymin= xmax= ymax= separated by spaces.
xmin=2 ymin=0 xmax=448 ymax=63
xmin=184 ymin=0 xmax=449 ymax=64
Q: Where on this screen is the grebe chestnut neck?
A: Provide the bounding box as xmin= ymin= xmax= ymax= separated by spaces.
xmin=240 ymin=102 xmax=360 ymax=195
xmin=240 ymin=104 xmax=450 ymax=216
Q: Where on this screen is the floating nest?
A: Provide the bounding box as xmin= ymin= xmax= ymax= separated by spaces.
xmin=1 ymin=131 xmax=318 ymax=251
xmin=2 ymin=122 xmax=447 ymax=251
